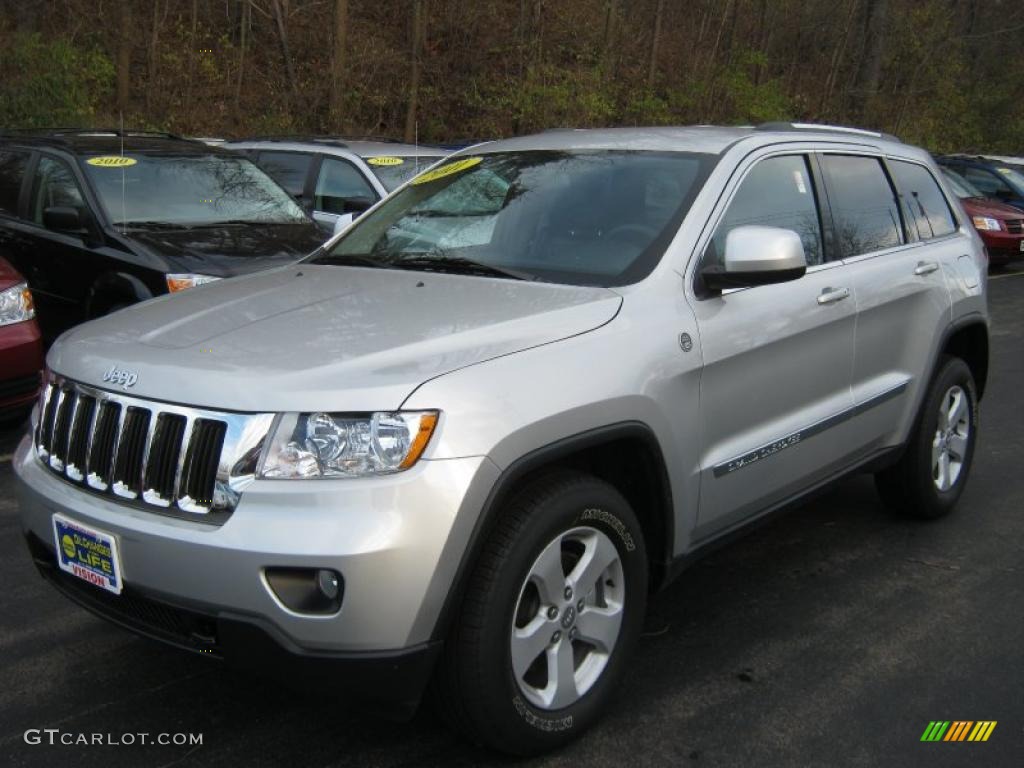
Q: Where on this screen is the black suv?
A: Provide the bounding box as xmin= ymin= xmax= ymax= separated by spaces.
xmin=0 ymin=130 xmax=326 ymax=342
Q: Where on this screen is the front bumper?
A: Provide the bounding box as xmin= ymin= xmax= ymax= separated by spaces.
xmin=15 ymin=434 xmax=500 ymax=700
xmin=979 ymin=230 xmax=1024 ymax=263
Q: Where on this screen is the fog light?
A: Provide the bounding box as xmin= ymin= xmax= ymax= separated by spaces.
xmin=317 ymin=569 xmax=340 ymax=600
xmin=265 ymin=567 xmax=344 ymax=615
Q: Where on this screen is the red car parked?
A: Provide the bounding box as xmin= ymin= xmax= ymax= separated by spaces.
xmin=0 ymin=256 xmax=44 ymax=425
xmin=942 ymin=168 xmax=1024 ymax=266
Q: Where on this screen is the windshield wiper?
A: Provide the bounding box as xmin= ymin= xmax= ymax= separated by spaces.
xmin=392 ymin=255 xmax=531 ymax=281
xmin=307 ymin=252 xmax=391 ymax=269
xmin=116 ymin=221 xmax=193 ymax=231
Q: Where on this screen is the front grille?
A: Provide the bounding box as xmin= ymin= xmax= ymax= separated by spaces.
xmin=0 ymin=374 xmax=39 ymax=400
xmin=1005 ymin=219 xmax=1022 ymax=234
xmin=35 ymin=375 xmax=274 ymax=521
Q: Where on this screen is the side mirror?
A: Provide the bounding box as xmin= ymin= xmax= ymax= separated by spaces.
xmin=701 ymin=225 xmax=808 ymax=292
xmin=332 ymin=213 xmax=355 ymax=236
xmin=43 ymin=206 xmax=85 ymax=233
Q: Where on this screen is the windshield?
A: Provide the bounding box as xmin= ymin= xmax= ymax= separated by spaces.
xmin=82 ymin=153 xmax=309 ymax=227
xmin=313 ymin=150 xmax=713 ymax=286
xmin=941 ymin=169 xmax=982 ymax=199
xmin=992 ymin=165 xmax=1024 ymax=196
xmin=365 ymin=155 xmax=447 ymax=191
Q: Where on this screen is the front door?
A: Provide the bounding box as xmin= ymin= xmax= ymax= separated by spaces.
xmin=691 ymin=152 xmax=858 ymax=540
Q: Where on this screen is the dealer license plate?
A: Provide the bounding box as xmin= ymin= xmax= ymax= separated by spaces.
xmin=52 ymin=514 xmax=123 ymax=595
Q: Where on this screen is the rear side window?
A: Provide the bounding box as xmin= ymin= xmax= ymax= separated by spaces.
xmin=0 ymin=150 xmax=28 ymax=216
xmin=889 ymin=161 xmax=956 ymax=240
xmin=820 ymin=155 xmax=903 ymax=258
xmin=315 ymin=157 xmax=377 ymax=214
xmin=706 ymin=154 xmax=824 ymax=266
xmin=257 ymin=151 xmax=313 ymax=197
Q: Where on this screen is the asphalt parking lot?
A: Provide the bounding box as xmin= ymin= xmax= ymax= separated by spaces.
xmin=1 ymin=268 xmax=1022 ymax=768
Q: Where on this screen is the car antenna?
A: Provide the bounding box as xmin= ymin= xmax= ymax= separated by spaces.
xmin=119 ymin=112 xmax=127 ymax=235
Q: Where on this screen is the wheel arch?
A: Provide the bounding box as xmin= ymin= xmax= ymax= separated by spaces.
xmin=429 ymin=421 xmax=675 ymax=644
xmin=940 ymin=317 xmax=989 ymax=400
xmin=85 ymin=271 xmax=154 ymax=318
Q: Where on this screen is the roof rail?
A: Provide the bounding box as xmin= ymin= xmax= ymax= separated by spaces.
xmin=0 ymin=127 xmax=192 ymax=141
xmin=755 ymin=122 xmax=901 ymax=143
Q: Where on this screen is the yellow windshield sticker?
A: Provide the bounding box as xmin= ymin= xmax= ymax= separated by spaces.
xmin=87 ymin=156 xmax=137 ymax=168
xmin=367 ymin=156 xmax=404 ymax=166
xmin=412 ymin=156 xmax=482 ymax=185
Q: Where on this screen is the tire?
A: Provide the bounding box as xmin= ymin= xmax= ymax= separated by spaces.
xmin=433 ymin=471 xmax=648 ymax=755
xmin=875 ymin=355 xmax=978 ymax=519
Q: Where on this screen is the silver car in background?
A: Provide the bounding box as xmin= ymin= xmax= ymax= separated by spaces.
xmin=15 ymin=124 xmax=987 ymax=755
xmin=224 ymin=136 xmax=450 ymax=231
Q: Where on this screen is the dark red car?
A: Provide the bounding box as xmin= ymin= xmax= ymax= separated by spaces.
xmin=941 ymin=168 xmax=1024 ymax=265
xmin=0 ymin=256 xmax=44 ymax=425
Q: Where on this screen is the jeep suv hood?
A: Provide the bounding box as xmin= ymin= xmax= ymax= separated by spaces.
xmin=49 ymin=265 xmax=621 ymax=412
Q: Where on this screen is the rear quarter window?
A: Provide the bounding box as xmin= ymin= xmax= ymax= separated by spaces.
xmin=889 ymin=160 xmax=956 ymax=240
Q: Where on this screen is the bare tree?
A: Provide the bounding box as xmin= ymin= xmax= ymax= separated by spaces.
xmin=852 ymin=0 xmax=890 ymax=122
xmin=272 ymin=0 xmax=300 ymax=108
xmin=647 ymin=0 xmax=665 ymax=89
xmin=404 ymin=0 xmax=424 ymax=143
xmin=116 ymin=0 xmax=132 ymax=115
xmin=329 ymin=0 xmax=349 ymax=129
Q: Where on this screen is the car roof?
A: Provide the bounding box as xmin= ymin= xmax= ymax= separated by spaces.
xmin=0 ymin=130 xmax=231 ymax=156
xmin=223 ymin=137 xmax=450 ymax=158
xmin=463 ymin=123 xmax=911 ymax=157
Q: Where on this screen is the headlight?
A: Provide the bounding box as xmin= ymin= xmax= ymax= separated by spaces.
xmin=259 ymin=411 xmax=439 ymax=479
xmin=166 ymin=273 xmax=221 ymax=293
xmin=0 ymin=282 xmax=35 ymax=327
xmin=971 ymin=216 xmax=1002 ymax=231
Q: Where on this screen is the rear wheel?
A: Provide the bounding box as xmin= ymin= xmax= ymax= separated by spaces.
xmin=875 ymin=355 xmax=978 ymax=519
xmin=434 ymin=471 xmax=647 ymax=755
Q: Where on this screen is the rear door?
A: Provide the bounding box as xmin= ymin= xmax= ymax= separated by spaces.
xmin=691 ymin=151 xmax=859 ymax=540
xmin=311 ymin=156 xmax=380 ymax=229
xmin=831 ymin=154 xmax=958 ymax=451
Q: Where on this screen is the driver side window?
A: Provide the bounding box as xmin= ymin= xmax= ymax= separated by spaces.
xmin=32 ymin=156 xmax=86 ymax=228
xmin=705 ymin=155 xmax=824 ymax=268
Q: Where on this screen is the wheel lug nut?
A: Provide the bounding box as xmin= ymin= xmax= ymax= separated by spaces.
xmin=547 ymin=606 xmax=558 ymax=620
xmin=577 ymin=599 xmax=584 ymax=612
xmin=551 ymin=631 xmax=561 ymax=644
xmin=569 ymin=627 xmax=578 ymax=639
xmin=564 ymin=586 xmax=573 ymax=600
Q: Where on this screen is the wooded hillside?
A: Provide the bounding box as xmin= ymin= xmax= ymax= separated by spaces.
xmin=2 ymin=0 xmax=1023 ymax=153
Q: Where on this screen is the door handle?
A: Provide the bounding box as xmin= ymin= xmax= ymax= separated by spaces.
xmin=914 ymin=260 xmax=939 ymax=275
xmin=817 ymin=286 xmax=850 ymax=305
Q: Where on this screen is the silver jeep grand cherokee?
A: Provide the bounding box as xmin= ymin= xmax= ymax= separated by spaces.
xmin=15 ymin=123 xmax=988 ymax=755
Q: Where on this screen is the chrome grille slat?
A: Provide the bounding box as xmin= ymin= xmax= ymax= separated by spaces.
xmin=48 ymin=388 xmax=73 ymax=472
xmin=65 ymin=395 xmax=96 ymax=482
xmin=33 ymin=374 xmax=274 ymax=523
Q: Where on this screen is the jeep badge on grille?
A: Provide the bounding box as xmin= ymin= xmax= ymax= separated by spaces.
xmin=102 ymin=365 xmax=138 ymax=390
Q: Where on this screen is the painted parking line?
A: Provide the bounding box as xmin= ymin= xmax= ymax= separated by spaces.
xmin=989 ymin=269 xmax=1024 ymax=280
xmin=0 ymin=454 xmax=12 ymax=463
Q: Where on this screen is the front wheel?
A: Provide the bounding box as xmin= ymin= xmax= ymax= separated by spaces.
xmin=433 ymin=471 xmax=648 ymax=755
xmin=875 ymin=355 xmax=978 ymax=519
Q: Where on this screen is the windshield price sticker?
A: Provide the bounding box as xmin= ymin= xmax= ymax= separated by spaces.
xmin=367 ymin=156 xmax=404 ymax=166
xmin=87 ymin=156 xmax=137 ymax=168
xmin=412 ymin=156 xmax=482 ymax=185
